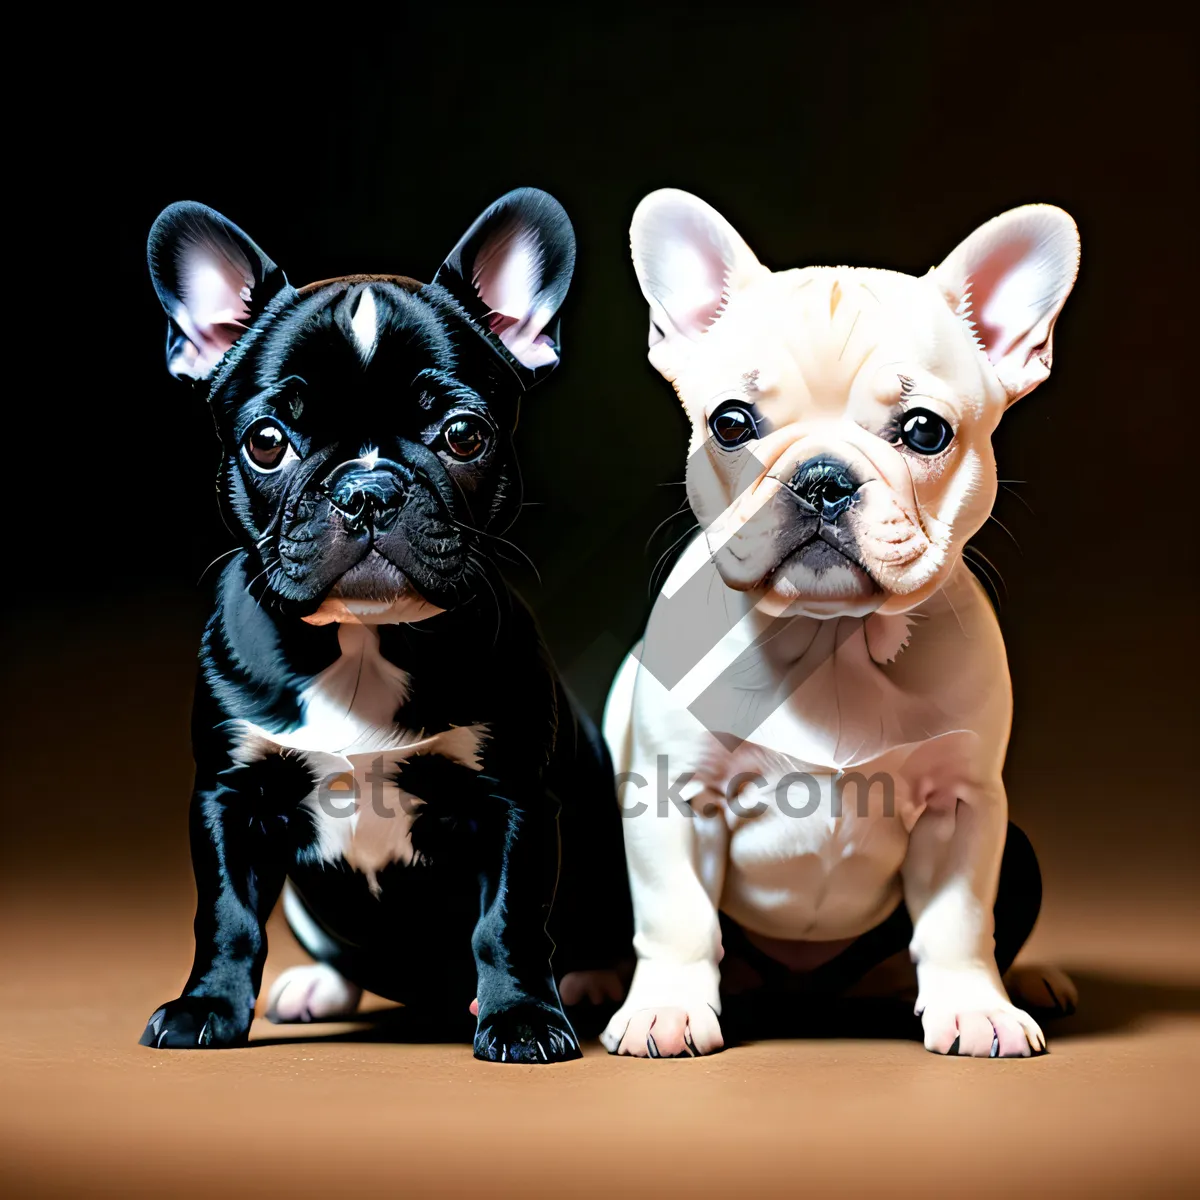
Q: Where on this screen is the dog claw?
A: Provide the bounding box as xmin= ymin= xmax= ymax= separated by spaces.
xmin=473 ymin=1001 xmax=581 ymax=1065
xmin=603 ymin=1003 xmax=724 ymax=1058
xmin=139 ymin=997 xmax=248 ymax=1050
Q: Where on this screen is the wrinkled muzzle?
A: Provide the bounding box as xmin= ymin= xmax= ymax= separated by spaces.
xmin=260 ymin=448 xmax=475 ymax=616
xmin=695 ymin=429 xmax=933 ymax=612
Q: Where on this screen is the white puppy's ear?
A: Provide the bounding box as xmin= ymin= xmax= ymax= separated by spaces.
xmin=148 ymin=202 xmax=286 ymax=381
xmin=630 ymin=190 xmax=766 ymax=377
xmin=931 ymin=205 xmax=1080 ymax=403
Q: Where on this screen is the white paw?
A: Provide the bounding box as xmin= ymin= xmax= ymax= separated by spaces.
xmin=1004 ymin=964 xmax=1078 ymax=1016
xmin=265 ymin=964 xmax=363 ymax=1024
xmin=601 ymin=1004 xmax=724 ymax=1057
xmin=917 ymin=966 xmax=1045 ymax=1057
xmin=558 ymin=969 xmax=627 ymax=1007
xmin=600 ymin=960 xmax=723 ymax=1058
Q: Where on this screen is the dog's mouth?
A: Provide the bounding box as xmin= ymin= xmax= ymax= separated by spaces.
xmin=765 ymin=531 xmax=880 ymax=600
xmin=330 ymin=549 xmax=410 ymax=602
xmin=301 ymin=550 xmax=444 ymax=626
xmin=791 ymin=536 xmax=873 ymax=577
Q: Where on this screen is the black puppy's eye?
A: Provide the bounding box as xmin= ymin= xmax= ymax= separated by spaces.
xmin=441 ymin=416 xmax=490 ymax=461
xmin=243 ymin=422 xmax=291 ymax=472
xmin=896 ymin=408 xmax=954 ymax=456
xmin=709 ymin=401 xmax=760 ymax=448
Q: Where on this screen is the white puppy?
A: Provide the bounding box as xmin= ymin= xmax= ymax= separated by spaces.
xmin=601 ymin=191 xmax=1078 ymax=1058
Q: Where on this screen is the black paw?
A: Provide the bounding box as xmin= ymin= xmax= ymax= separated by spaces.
xmin=138 ymin=996 xmax=250 ymax=1049
xmin=473 ymin=1001 xmax=582 ymax=1064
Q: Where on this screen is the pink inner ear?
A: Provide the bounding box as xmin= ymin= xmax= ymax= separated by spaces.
xmin=487 ymin=313 xmax=519 ymax=336
xmin=968 ymin=235 xmax=1040 ymax=364
xmin=666 ymin=237 xmax=731 ymax=334
xmin=636 ymin=219 xmax=736 ymax=343
xmin=473 ymin=224 xmax=541 ymax=322
xmin=937 ymin=206 xmax=1079 ymax=403
xmin=472 ymin=223 xmax=560 ymax=368
xmin=173 ymin=242 xmax=254 ymax=376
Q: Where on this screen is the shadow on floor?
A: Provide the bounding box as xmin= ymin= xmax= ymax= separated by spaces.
xmin=246 ymin=966 xmax=1200 ymax=1051
xmin=1050 ymin=969 xmax=1200 ymax=1038
xmin=722 ymin=967 xmax=1200 ymax=1046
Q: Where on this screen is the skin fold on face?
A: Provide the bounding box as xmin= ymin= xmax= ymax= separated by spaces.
xmin=631 ymin=191 xmax=1078 ymax=618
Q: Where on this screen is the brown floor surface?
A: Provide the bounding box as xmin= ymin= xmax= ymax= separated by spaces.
xmin=2 ymin=605 xmax=1198 ymax=1196
xmin=2 ymin=879 xmax=1197 ymax=1199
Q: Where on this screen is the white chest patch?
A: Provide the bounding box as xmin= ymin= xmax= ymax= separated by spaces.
xmin=229 ymin=623 xmax=488 ymax=893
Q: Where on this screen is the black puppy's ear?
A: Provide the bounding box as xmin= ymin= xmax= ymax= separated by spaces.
xmin=433 ymin=188 xmax=575 ymax=385
xmin=148 ymin=201 xmax=286 ymax=381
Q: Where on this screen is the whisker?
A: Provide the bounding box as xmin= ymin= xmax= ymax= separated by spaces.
xmin=942 ymin=580 xmax=969 ymax=637
xmin=414 ymin=462 xmax=543 ymax=587
xmin=649 ymin=520 xmax=700 ymax=598
xmin=243 ymin=563 xmax=272 ymax=595
xmin=464 ymin=524 xmax=541 ymax=586
xmin=987 ymin=513 xmax=1022 ymax=551
xmin=964 ymin=544 xmax=1006 ymax=608
xmin=644 ymin=501 xmax=695 ymax=555
xmin=197 ymin=546 xmax=240 ymax=586
xmin=999 ymin=483 xmax=1036 ymax=517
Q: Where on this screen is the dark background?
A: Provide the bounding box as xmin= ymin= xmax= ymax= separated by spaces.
xmin=4 ymin=8 xmax=1196 ymax=906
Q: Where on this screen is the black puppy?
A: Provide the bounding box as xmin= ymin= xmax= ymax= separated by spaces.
xmin=138 ymin=190 xmax=630 ymax=1063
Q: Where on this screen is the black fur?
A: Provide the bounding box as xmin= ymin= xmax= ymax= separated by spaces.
xmin=138 ymin=192 xmax=631 ymax=1062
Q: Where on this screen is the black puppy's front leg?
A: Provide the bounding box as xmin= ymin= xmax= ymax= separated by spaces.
xmin=472 ymin=798 xmax=581 ymax=1063
xmin=140 ymin=774 xmax=285 ymax=1049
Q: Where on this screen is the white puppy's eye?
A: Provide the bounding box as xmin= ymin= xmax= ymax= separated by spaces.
xmin=709 ymin=401 xmax=760 ymax=448
xmin=243 ymin=421 xmax=298 ymax=473
xmin=896 ymin=408 xmax=954 ymax=456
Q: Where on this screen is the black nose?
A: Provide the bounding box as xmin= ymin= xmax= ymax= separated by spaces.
xmin=328 ymin=467 xmax=406 ymax=533
xmin=790 ymin=458 xmax=860 ymax=521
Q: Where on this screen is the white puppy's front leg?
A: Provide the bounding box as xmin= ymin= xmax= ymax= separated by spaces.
xmin=600 ymin=779 xmax=727 ymax=1057
xmin=903 ymin=783 xmax=1045 ymax=1057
